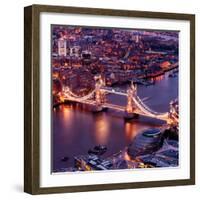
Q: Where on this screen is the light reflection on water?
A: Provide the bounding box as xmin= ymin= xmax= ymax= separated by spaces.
xmin=94 ymin=113 xmax=110 ymax=144
xmin=125 ymin=122 xmax=148 ymax=142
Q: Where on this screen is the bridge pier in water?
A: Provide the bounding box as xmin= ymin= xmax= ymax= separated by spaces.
xmin=124 ymin=112 xmax=139 ymax=120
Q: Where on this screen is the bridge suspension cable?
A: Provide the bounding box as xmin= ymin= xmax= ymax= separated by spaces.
xmin=132 ymin=95 xmax=168 ymax=119
xmin=63 ymin=88 xmax=95 ymax=101
xmin=134 ymin=95 xmax=166 ymax=115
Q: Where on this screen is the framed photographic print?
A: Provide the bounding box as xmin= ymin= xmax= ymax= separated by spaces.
xmin=24 ymin=4 xmax=195 ymax=194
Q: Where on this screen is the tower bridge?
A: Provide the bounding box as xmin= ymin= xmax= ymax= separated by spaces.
xmin=58 ymin=76 xmax=178 ymax=126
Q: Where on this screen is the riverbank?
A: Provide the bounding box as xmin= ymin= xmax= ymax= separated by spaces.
xmin=53 ymin=127 xmax=179 ymax=172
xmin=108 ymin=64 xmax=178 ymax=87
xmin=139 ymin=64 xmax=178 ymax=79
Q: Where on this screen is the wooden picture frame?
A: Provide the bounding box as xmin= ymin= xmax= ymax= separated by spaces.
xmin=24 ymin=4 xmax=195 ymax=194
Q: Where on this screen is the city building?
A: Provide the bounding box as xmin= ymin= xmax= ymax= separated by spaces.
xmin=58 ymin=38 xmax=67 ymax=56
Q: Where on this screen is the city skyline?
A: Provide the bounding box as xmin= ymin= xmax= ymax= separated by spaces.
xmin=52 ymin=24 xmax=179 ymax=173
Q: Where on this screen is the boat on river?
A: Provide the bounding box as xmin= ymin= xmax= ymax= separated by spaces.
xmin=88 ymin=145 xmax=107 ymax=155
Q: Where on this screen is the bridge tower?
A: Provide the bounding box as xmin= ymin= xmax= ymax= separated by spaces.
xmin=125 ymin=83 xmax=138 ymax=119
xmin=126 ymin=83 xmax=137 ymax=113
xmin=94 ymin=75 xmax=106 ymax=111
xmin=167 ymin=100 xmax=179 ymax=126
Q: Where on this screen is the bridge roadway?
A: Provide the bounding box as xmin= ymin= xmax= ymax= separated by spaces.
xmin=100 ymin=87 xmax=127 ymax=96
xmin=64 ymin=97 xmax=168 ymax=121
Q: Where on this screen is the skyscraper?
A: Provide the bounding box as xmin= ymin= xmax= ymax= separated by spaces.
xmin=58 ymin=38 xmax=67 ymax=56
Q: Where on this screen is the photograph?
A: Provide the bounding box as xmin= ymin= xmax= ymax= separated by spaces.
xmin=24 ymin=4 xmax=195 ymax=194
xmin=51 ymin=25 xmax=179 ymax=173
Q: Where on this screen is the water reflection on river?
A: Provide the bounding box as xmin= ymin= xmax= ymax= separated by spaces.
xmin=53 ymin=72 xmax=178 ymax=171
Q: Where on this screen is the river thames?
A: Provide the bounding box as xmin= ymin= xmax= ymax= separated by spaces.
xmin=52 ymin=71 xmax=178 ymax=172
